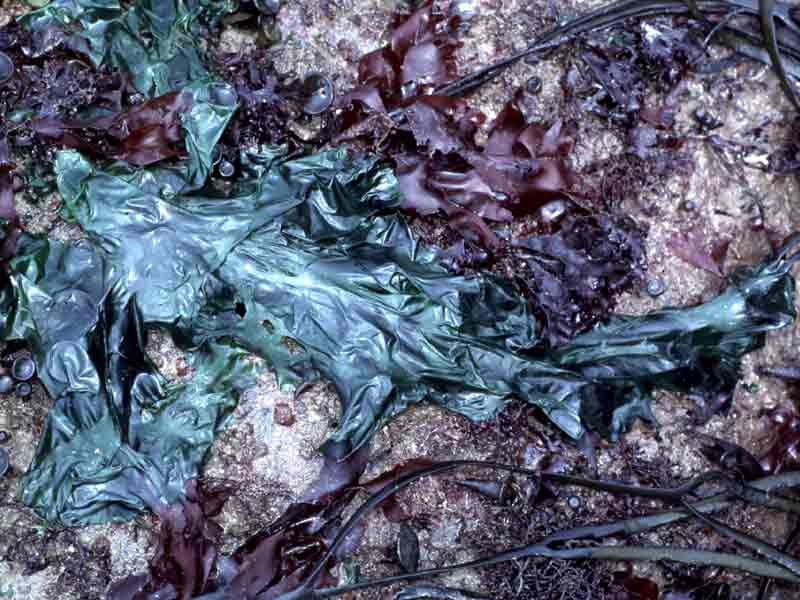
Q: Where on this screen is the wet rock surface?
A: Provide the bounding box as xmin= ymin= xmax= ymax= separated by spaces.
xmin=0 ymin=0 xmax=799 ymax=598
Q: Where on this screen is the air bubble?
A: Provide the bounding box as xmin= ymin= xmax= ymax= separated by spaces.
xmin=219 ymin=160 xmax=235 ymax=178
xmin=0 ymin=51 xmax=14 ymax=84
xmin=302 ymin=73 xmax=334 ymax=115
xmin=526 ymin=76 xmax=543 ymax=95
xmin=11 ymin=357 xmax=35 ymax=381
xmin=646 ymin=278 xmax=665 ymax=297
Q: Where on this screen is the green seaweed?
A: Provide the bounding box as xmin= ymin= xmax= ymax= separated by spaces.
xmin=19 ymin=0 xmax=234 ymax=98
xmin=1 ymin=0 xmax=798 ymax=526
xmin=2 ymin=142 xmax=796 ymax=523
xmin=1 ymin=235 xmax=255 ymax=524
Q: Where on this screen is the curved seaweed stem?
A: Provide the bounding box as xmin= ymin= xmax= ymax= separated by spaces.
xmin=758 ymin=523 xmax=800 ymax=600
xmin=292 ymin=545 xmax=799 ymax=599
xmin=385 ymin=0 xmax=736 ymax=120
xmin=759 ymin=0 xmax=800 ymax=109
xmin=429 ymin=0 xmax=734 ymax=99
xmin=682 ymin=500 xmax=800 ymax=577
xmin=274 ymin=466 xmax=800 ymax=599
xmin=544 ymin=470 xmax=725 ymax=500
xmin=296 ymin=463 xmax=748 ymax=594
xmin=704 ymin=7 xmax=748 ymax=46
xmin=391 ymin=0 xmax=800 ymax=110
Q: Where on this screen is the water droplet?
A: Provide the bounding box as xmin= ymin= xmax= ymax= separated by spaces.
xmin=302 ymin=73 xmax=334 ymax=115
xmin=493 ymin=191 xmax=509 ymax=202
xmin=11 ymin=357 xmax=35 ymax=381
xmin=646 ymin=278 xmax=665 ymax=297
xmin=586 ymin=276 xmax=602 ymax=290
xmin=15 ymin=382 xmax=32 ymax=398
xmin=160 ymin=184 xmax=176 ymax=199
xmin=682 ymin=199 xmax=696 ymax=211
xmin=567 ymin=495 xmax=581 ymax=509
xmin=218 ymin=160 xmax=235 ymax=178
xmin=400 ymin=80 xmax=417 ymax=101
xmin=0 ymin=430 xmax=10 ymax=444
xmin=0 ymin=376 xmax=12 ymax=394
xmin=539 ymin=199 xmax=567 ymax=224
xmin=0 ymin=51 xmax=14 ymax=84
xmin=451 ymin=0 xmax=478 ymax=31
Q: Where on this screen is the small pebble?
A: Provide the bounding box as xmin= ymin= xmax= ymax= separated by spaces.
xmin=397 ymin=524 xmax=420 ymax=573
xmin=0 ymin=430 xmax=10 ymax=444
xmin=0 ymin=375 xmax=13 ymax=394
xmin=11 ymin=357 xmax=35 ymax=381
xmin=526 ymin=76 xmax=543 ymax=95
xmin=646 ymin=278 xmax=666 ymax=297
xmin=563 ymin=65 xmax=581 ymax=91
xmin=693 ymin=108 xmax=722 ymax=129
xmin=15 ymin=382 xmax=32 ymax=398
xmin=0 ymin=448 xmax=8 ymax=478
xmin=274 ymin=402 xmax=295 ymax=427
